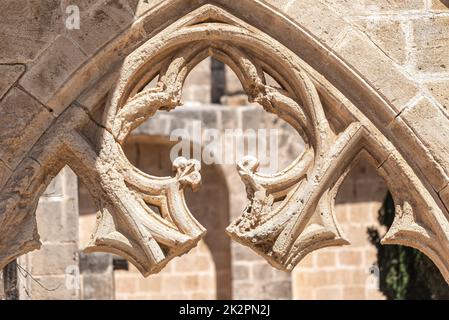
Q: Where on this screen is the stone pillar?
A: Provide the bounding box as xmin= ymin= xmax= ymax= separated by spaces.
xmin=79 ymin=253 xmax=115 ymax=300
xmin=18 ymin=167 xmax=80 ymax=299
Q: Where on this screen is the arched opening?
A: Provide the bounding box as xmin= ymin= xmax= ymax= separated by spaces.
xmin=1 ymin=1 xmax=449 ymax=301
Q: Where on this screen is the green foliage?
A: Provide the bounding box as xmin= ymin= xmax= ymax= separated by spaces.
xmin=368 ymin=192 xmax=449 ymax=300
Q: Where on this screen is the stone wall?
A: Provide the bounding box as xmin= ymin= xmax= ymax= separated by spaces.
xmin=19 ymin=167 xmax=80 ymax=300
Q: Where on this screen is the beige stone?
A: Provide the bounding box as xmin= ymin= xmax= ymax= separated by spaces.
xmin=413 ymin=17 xmax=449 ymax=73
xmin=66 ymin=0 xmax=135 ymax=55
xmin=29 ymin=243 xmax=78 ymax=276
xmin=316 ymin=251 xmax=336 ymax=268
xmin=335 ymin=30 xmax=418 ymax=113
xmin=1 ymin=0 xmax=449 ymax=300
xmin=0 ymin=88 xmax=54 ymax=169
xmin=321 ymin=0 xmax=424 ymax=15
xmin=0 ymin=1 xmax=62 ymax=64
xmin=30 ymin=275 xmax=79 ymax=300
xmin=440 ymin=184 xmax=449 ymax=212
xmin=399 ymin=97 xmax=449 ymax=182
xmin=428 ymin=80 xmax=449 ymax=111
xmin=19 ymin=36 xmax=87 ymax=105
xmin=431 ymin=0 xmax=449 ymax=11
xmin=0 ymin=65 xmax=25 ymax=99
xmin=338 ymin=251 xmax=363 ymax=266
xmin=270 ymin=0 xmax=349 ymax=47
xmin=359 ymin=20 xmax=407 ymax=66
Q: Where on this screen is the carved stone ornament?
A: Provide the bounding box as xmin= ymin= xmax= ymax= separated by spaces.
xmin=0 ymin=4 xmax=448 ymax=281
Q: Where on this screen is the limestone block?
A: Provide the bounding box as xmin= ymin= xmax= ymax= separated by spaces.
xmin=269 ymin=0 xmax=349 ymax=46
xmin=35 ymin=199 xmax=79 ymax=243
xmin=30 ymin=275 xmax=79 ymax=300
xmin=125 ymin=0 xmax=165 ymax=17
xmin=431 ymin=0 xmax=449 ymax=11
xmin=399 ymin=97 xmax=449 ymax=185
xmin=336 ymin=30 xmax=418 ymax=113
xmin=355 ymin=0 xmax=424 ymax=11
xmin=241 ymin=106 xmax=263 ymax=131
xmin=413 ymin=16 xmax=449 ymax=73
xmin=0 ymin=88 xmax=54 ymax=169
xmin=319 ymin=0 xmax=424 ymax=16
xmin=66 ymin=0 xmax=135 ymax=54
xmin=359 ymin=20 xmax=406 ymax=66
xmin=389 ymin=115 xmax=449 ymax=192
xmin=233 ymin=264 xmax=250 ymax=280
xmin=29 ymin=243 xmax=78 ymax=276
xmin=79 ymin=252 xmax=114 ymax=300
xmin=82 ymin=274 xmax=114 ymax=300
xmin=19 ymin=36 xmax=87 ymax=106
xmin=200 ymin=108 xmax=219 ymax=128
xmin=0 ymin=0 xmax=62 ymax=64
xmin=441 ymin=184 xmax=449 ymax=212
xmin=42 ymin=173 xmax=64 ymax=198
xmin=428 ymin=80 xmax=449 ymax=111
xmin=60 ymin=0 xmax=101 ymax=12
xmin=0 ymin=161 xmax=12 ymax=190
xmin=0 ymin=65 xmax=25 ymax=100
xmin=261 ymin=280 xmax=291 ymax=299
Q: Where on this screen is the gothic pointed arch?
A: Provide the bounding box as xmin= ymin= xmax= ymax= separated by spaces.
xmin=0 ymin=1 xmax=448 ymax=281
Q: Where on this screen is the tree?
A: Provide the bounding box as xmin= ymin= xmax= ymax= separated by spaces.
xmin=368 ymin=192 xmax=449 ymax=300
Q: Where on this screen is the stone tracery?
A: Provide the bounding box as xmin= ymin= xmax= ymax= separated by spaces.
xmin=0 ymin=3 xmax=448 ymax=283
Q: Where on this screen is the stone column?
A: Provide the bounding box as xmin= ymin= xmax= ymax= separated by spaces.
xmin=18 ymin=167 xmax=80 ymax=299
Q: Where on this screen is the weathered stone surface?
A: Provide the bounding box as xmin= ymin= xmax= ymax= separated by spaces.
xmin=413 ymin=16 xmax=449 ymax=73
xmin=0 ymin=65 xmax=25 ymax=99
xmin=66 ymin=0 xmax=135 ymax=55
xmin=428 ymin=80 xmax=449 ymax=111
xmin=35 ymin=199 xmax=79 ymax=243
xmin=125 ymin=0 xmax=165 ymax=17
xmin=19 ymin=36 xmax=87 ymax=105
xmin=431 ymin=0 xmax=449 ymax=11
xmin=441 ymin=184 xmax=449 ymax=212
xmin=0 ymin=160 xmax=11 ymax=189
xmin=1 ymin=0 xmax=449 ymax=300
xmin=0 ymin=88 xmax=54 ymax=169
xmin=271 ymin=0 xmax=348 ymax=46
xmin=79 ymin=252 xmax=115 ymax=299
xmin=0 ymin=0 xmax=62 ymax=64
xmin=82 ymin=273 xmax=114 ymax=300
xmin=399 ymin=97 xmax=449 ymax=183
xmin=359 ymin=19 xmax=407 ymax=66
xmin=320 ymin=0 xmax=424 ymax=15
xmin=29 ymin=243 xmax=78 ymax=276
xmin=335 ymin=30 xmax=418 ymax=113
xmin=388 ymin=115 xmax=449 ymax=192
xmin=29 ymin=275 xmax=79 ymax=300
